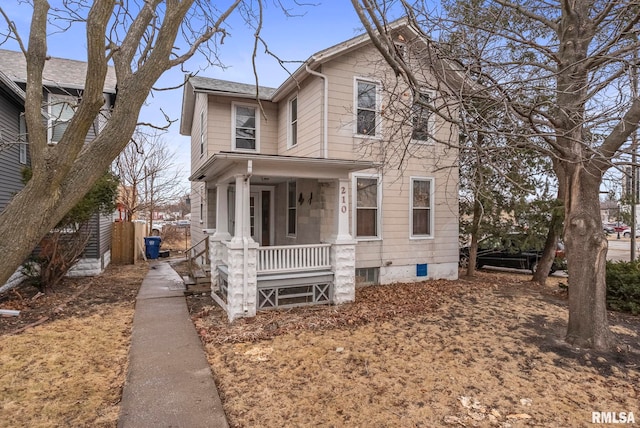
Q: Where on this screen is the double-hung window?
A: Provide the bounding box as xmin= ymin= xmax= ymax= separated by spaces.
xmin=18 ymin=113 xmax=27 ymax=164
xmin=287 ymin=180 xmax=297 ymax=236
xmin=199 ymin=110 xmax=205 ymax=155
xmin=233 ymin=104 xmax=258 ymax=151
xmin=289 ymin=96 xmax=297 ymax=147
xmin=355 ymin=79 xmax=380 ymax=136
xmin=411 ymin=177 xmax=433 ymax=238
xmin=48 ymin=94 xmax=76 ymax=144
xmin=411 ymin=90 xmax=433 ymax=142
xmin=355 ymin=175 xmax=381 ymax=238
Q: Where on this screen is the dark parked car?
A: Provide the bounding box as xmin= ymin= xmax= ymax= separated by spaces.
xmin=460 ymin=238 xmax=565 ymax=274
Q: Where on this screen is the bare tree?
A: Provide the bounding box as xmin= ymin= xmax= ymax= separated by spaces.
xmin=352 ymin=1 xmax=640 ymax=350
xmin=0 ymin=1 xmax=297 ymax=287
xmin=113 ymin=130 xmax=185 ymax=234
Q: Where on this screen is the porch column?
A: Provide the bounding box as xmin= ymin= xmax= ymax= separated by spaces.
xmin=335 ymin=178 xmax=352 ymax=242
xmin=212 ymin=183 xmax=231 ymax=241
xmin=210 ymin=183 xmax=230 ymax=293
xmin=226 ymin=173 xmax=258 ymax=320
xmin=330 ymin=178 xmax=356 ymax=304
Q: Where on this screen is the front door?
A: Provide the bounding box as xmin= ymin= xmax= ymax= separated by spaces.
xmin=250 ymin=190 xmax=272 ymax=246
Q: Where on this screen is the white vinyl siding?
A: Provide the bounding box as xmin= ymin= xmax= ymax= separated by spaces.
xmin=354 ymin=173 xmax=381 ymax=239
xmin=232 ymin=103 xmax=259 ymax=151
xmin=410 ymin=177 xmax=434 ymax=238
xmin=354 ymin=78 xmax=380 ymax=137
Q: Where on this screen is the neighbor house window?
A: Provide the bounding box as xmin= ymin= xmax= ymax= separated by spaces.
xmin=411 ymin=177 xmax=433 ymax=237
xmin=355 ymin=175 xmax=380 ymax=238
xmin=412 ymin=90 xmax=433 ymax=142
xmin=233 ymin=103 xmax=258 ymax=150
xmin=289 ymin=96 xmax=297 ymax=147
xmin=199 ymin=110 xmax=205 ymax=155
xmin=18 ymin=112 xmax=27 ymax=164
xmin=355 ymin=79 xmax=380 ymax=136
xmin=48 ymin=94 xmax=76 ymax=144
xmin=287 ymin=180 xmax=296 ymax=236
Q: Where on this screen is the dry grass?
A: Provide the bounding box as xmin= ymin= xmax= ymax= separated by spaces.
xmin=191 ymin=271 xmax=640 ymax=428
xmin=0 ymin=263 xmax=147 ymax=428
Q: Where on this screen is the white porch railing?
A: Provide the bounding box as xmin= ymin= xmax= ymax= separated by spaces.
xmin=257 ymin=244 xmax=331 ymax=274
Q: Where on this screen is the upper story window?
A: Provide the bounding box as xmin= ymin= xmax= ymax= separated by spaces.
xmin=289 ymin=96 xmax=298 ymax=148
xmin=411 ymin=177 xmax=433 ymax=238
xmin=199 ymin=110 xmax=205 ymax=156
xmin=412 ymin=90 xmax=434 ymax=142
xmin=355 ymin=79 xmax=380 ymax=137
xmin=233 ymin=103 xmax=258 ymax=151
xmin=354 ymin=174 xmax=381 ymax=239
xmin=48 ymin=94 xmax=76 ymax=144
xmin=287 ymin=180 xmax=297 ymax=236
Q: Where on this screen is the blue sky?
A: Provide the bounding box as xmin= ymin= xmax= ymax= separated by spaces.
xmin=0 ymin=1 xmax=388 ymax=191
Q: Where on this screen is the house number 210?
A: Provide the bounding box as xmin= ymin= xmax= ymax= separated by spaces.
xmin=340 ymin=186 xmax=347 ymax=213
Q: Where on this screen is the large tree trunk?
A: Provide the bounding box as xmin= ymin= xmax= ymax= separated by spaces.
xmin=563 ymin=164 xmax=613 ymax=350
xmin=532 ymin=205 xmax=563 ymax=284
xmin=532 ymin=167 xmax=566 ymax=285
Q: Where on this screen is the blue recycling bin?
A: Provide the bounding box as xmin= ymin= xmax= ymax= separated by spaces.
xmin=144 ymin=236 xmax=162 ymax=259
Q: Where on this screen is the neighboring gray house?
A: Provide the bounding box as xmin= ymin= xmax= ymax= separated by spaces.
xmin=0 ymin=49 xmax=117 ymax=279
xmin=0 ymin=70 xmax=28 ymax=212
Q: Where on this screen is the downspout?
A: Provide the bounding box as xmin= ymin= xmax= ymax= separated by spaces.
xmin=242 ymin=160 xmax=253 ymax=314
xmin=306 ymin=65 xmax=328 ymax=159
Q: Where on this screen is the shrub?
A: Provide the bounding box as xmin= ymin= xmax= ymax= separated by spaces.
xmin=605 ymin=260 xmax=640 ymax=314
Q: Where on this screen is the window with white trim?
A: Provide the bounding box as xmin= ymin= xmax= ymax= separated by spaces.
xmin=289 ymin=96 xmax=297 ymax=147
xmin=412 ymin=90 xmax=433 ymax=142
xmin=355 ymin=79 xmax=380 ymax=136
xmin=287 ymin=180 xmax=297 ymax=236
xmin=199 ymin=110 xmax=205 ymax=155
xmin=48 ymin=94 xmax=76 ymax=144
xmin=355 ymin=175 xmax=381 ymax=238
xmin=411 ymin=177 xmax=433 ymax=237
xmin=233 ymin=104 xmax=258 ymax=151
xmin=18 ymin=112 xmax=27 ymax=164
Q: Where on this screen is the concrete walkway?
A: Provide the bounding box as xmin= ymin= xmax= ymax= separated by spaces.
xmin=118 ymin=261 xmax=228 ymax=428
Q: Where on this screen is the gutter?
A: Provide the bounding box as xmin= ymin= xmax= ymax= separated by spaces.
xmin=305 ymin=65 xmax=329 ymax=159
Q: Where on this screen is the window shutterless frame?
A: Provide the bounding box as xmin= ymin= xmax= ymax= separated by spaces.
xmin=353 ymin=173 xmax=382 ymax=240
xmin=354 ymin=77 xmax=381 ymax=137
xmin=410 ymin=177 xmax=434 ymax=238
xmin=231 ymin=102 xmax=259 ymax=152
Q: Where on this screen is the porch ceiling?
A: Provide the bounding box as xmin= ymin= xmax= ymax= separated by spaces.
xmin=189 ymin=152 xmax=377 ymax=183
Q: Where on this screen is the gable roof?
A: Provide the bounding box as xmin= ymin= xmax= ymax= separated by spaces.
xmin=0 ymin=49 xmax=117 ymax=94
xmin=189 ymin=75 xmax=276 ymax=99
xmin=0 ymin=69 xmax=25 ymax=104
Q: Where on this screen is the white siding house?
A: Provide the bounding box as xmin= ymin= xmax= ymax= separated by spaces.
xmin=180 ymin=20 xmax=460 ymax=321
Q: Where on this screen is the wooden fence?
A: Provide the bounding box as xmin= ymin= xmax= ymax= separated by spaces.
xmin=111 ymin=221 xmax=145 ymax=264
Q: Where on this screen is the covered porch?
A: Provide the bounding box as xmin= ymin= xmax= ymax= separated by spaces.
xmin=190 ymin=152 xmax=375 ymax=321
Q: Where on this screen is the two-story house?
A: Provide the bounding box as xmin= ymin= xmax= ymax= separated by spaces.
xmin=0 ymin=49 xmax=117 ymax=281
xmin=180 ymin=21 xmax=460 ymax=321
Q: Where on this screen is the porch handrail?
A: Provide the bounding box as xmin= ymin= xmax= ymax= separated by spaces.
xmin=186 ymin=236 xmax=209 ymax=263
xmin=257 ymin=243 xmax=331 ymax=274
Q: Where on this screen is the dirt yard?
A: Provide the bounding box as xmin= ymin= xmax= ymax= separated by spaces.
xmin=188 ymin=270 xmax=640 ymax=428
xmin=1 ymin=263 xmax=638 ymax=427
